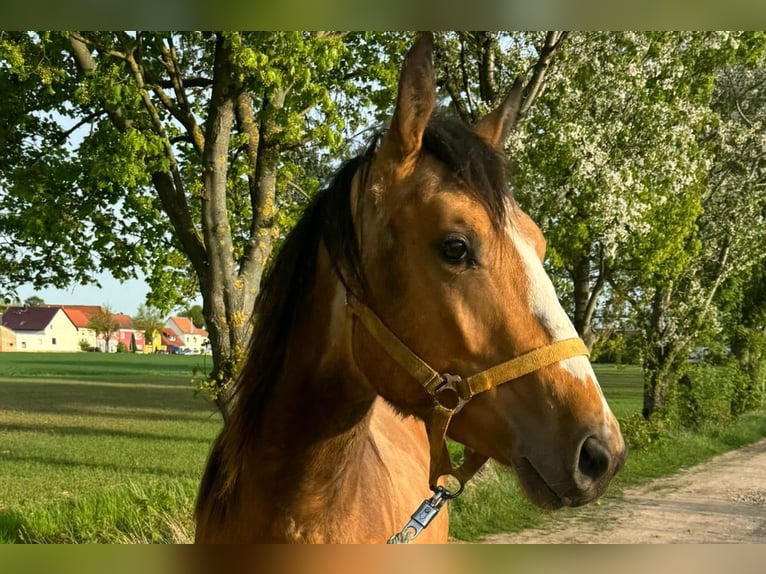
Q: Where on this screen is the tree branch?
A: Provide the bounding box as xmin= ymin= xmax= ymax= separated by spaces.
xmin=68 ymin=32 xmax=206 ymax=272
xmin=234 ymin=91 xmax=261 ymax=236
xmin=69 ymin=32 xmax=127 ymax=61
xmin=519 ymin=31 xmax=569 ymax=120
xmin=122 ymin=35 xmax=206 ymax=158
xmin=68 ymin=33 xmax=132 ymax=131
xmin=28 ymin=111 xmax=102 ymax=166
xmin=735 ymin=98 xmax=755 ymax=129
xmin=157 ymin=77 xmax=212 ymax=89
xmin=159 ymin=36 xmax=205 ymax=154
xmin=439 ymin=78 xmax=473 ymax=124
xmin=286 ymin=179 xmax=311 ymax=200
xmin=458 ymin=33 xmax=477 ymax=120
xmin=238 ymin=87 xmax=283 ymax=293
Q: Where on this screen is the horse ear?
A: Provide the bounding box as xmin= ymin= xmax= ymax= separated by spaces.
xmin=383 ymin=32 xmax=436 ymax=166
xmin=474 ymin=76 xmax=524 ymax=150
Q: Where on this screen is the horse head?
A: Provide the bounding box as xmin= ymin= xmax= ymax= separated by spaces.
xmin=348 ymin=33 xmax=626 ymax=509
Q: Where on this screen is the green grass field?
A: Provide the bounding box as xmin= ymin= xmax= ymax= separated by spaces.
xmin=0 ymin=353 xmax=763 ymax=543
xmin=0 ymin=353 xmax=221 ymax=542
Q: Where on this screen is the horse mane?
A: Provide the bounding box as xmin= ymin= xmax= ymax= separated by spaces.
xmin=230 ymin=144 xmax=375 ymax=439
xmin=203 ymin=117 xmax=513 ymax=500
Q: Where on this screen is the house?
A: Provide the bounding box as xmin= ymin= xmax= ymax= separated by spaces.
xmin=59 ymin=305 xmax=101 ymax=350
xmin=165 ymin=316 xmax=209 ymax=354
xmin=1 ymin=306 xmax=79 ymax=352
xmin=161 ymin=328 xmax=182 ymax=354
xmin=0 ymin=324 xmax=16 ymax=352
xmin=113 ymin=313 xmax=145 ymax=353
xmin=57 ymin=305 xmax=145 ymax=353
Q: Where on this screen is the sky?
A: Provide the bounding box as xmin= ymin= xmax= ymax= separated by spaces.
xmin=14 ymin=272 xmax=200 ymax=317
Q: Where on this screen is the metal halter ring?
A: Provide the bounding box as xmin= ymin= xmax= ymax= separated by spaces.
xmin=434 ymin=374 xmax=464 ymax=410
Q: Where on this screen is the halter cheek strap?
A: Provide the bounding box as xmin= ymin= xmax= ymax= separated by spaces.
xmin=346 ymin=292 xmax=590 ymax=492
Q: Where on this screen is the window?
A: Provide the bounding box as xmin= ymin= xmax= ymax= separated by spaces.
xmin=21 ymin=342 xmax=27 ymax=349
xmin=52 ymin=338 xmax=57 ymax=345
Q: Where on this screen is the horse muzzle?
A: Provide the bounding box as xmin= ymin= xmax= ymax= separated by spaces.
xmin=514 ymin=432 xmax=628 ymax=509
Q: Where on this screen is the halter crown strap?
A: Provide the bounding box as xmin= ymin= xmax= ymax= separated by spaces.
xmin=346 ymin=292 xmax=590 ymax=490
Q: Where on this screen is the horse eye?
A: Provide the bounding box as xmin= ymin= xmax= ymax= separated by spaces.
xmin=442 ymin=237 xmax=469 ymax=263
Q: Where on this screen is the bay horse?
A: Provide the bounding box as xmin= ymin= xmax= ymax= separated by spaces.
xmin=195 ymin=33 xmax=626 ymax=544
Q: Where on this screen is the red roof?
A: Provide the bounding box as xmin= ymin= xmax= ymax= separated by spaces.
xmin=169 ymin=316 xmax=208 ymax=337
xmin=58 ymin=306 xmax=137 ymax=331
xmin=1 ymin=306 xmax=70 ymax=332
xmin=113 ymin=313 xmax=134 ymax=330
xmin=59 ymin=305 xmax=103 ymax=329
xmin=161 ymin=329 xmax=180 ymax=346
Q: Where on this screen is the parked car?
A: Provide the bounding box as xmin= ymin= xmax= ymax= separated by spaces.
xmin=179 ymin=347 xmax=201 ymax=355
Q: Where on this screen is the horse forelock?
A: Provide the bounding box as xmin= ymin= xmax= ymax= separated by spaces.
xmin=421 ymin=117 xmax=514 ymax=229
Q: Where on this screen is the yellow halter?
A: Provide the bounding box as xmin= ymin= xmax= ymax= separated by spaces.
xmin=346 ymin=291 xmax=590 ymax=493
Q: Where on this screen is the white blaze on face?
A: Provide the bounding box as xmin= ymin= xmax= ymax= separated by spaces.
xmin=507 ymin=222 xmax=614 ymax=418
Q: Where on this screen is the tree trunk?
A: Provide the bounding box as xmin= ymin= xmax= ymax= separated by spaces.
xmin=477 ymin=32 xmax=497 ymax=103
xmin=572 ymin=255 xmax=594 ymax=347
xmin=68 ymin=32 xmax=282 ymax=420
xmin=642 ymin=286 xmax=675 ymax=419
xmin=571 ymin=248 xmax=606 ymax=350
xmin=198 ymin=39 xmax=282 ymax=420
xmin=642 ymin=347 xmax=671 ymax=419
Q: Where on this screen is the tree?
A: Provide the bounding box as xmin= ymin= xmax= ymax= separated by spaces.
xmin=507 ymin=33 xmax=720 ymax=353
xmin=432 ymin=31 xmax=766 ymax=417
xmin=132 ymin=303 xmax=165 ymax=344
xmin=636 ymin=45 xmax=766 ymax=417
xmin=0 ymin=295 xmax=20 ymax=314
xmin=23 ymin=295 xmax=45 ymax=307
xmin=88 ymin=306 xmax=120 ymax=352
xmin=492 ymin=31 xmax=766 ymax=417
xmin=0 ymin=32 xmax=406 ymax=416
xmin=432 ymin=32 xmax=704 ymax=351
xmin=715 ymin=262 xmax=766 ymax=414
xmin=181 ymin=303 xmax=205 ymax=329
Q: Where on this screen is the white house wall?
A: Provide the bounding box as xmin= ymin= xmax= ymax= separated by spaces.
xmin=165 ymin=319 xmax=207 ymax=353
xmin=76 ymin=327 xmax=99 ymax=351
xmin=15 ymin=309 xmax=80 ymax=352
xmin=183 ymin=332 xmax=206 ymax=353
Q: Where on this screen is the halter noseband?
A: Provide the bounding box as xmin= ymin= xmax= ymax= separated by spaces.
xmin=345 ymin=291 xmax=590 ymax=494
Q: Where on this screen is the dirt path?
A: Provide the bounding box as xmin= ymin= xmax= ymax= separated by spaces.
xmin=483 ymin=439 xmax=766 ymax=543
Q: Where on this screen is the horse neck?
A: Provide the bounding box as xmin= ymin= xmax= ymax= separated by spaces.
xmin=269 ymin=244 xmax=376 ymax=424
xmin=204 ymin=244 xmax=442 ymax=542
xmin=251 ymin=244 xmax=380 ymax=498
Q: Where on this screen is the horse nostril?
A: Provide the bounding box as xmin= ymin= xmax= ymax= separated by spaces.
xmin=577 ymin=436 xmax=611 ymax=486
